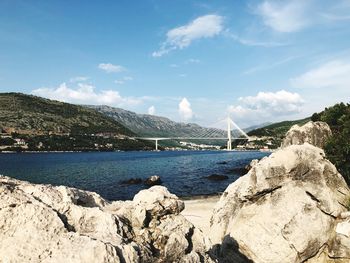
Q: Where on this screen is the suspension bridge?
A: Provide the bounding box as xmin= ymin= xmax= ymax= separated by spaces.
xmin=133 ymin=116 xmax=250 ymax=151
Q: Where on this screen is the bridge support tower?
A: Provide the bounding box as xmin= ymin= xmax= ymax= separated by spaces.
xmin=227 ymin=117 xmax=232 ymax=151
xmin=155 ymin=139 xmax=159 ymax=151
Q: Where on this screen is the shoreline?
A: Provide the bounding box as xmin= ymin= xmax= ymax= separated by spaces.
xmin=0 ymin=149 xmax=272 ymax=154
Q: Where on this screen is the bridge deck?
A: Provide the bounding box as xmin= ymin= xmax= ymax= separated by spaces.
xmin=133 ymin=137 xmax=247 ymax=140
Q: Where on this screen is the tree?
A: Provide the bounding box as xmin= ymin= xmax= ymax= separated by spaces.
xmin=311 ymin=112 xmax=321 ymax=122
xmin=319 ymin=103 xmax=350 ymax=184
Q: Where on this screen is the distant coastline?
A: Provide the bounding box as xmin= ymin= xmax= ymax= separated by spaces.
xmin=0 ymin=148 xmax=272 ymax=154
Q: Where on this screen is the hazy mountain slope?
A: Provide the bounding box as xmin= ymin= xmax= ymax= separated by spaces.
xmin=91 ymin=105 xmax=227 ymax=138
xmin=243 ymin=122 xmax=272 ymax=133
xmin=0 ymin=93 xmax=133 ymax=136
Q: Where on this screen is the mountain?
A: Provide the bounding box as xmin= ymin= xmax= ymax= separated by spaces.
xmin=243 ymin=122 xmax=272 ymax=133
xmin=90 ymin=105 xmax=228 ymax=139
xmin=247 ymin=117 xmax=311 ymax=138
xmin=0 ymin=93 xmax=132 ymax=136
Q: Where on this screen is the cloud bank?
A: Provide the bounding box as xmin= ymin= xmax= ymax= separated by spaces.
xmin=32 ymin=83 xmax=140 ymax=107
xmin=228 ymin=90 xmax=304 ymax=125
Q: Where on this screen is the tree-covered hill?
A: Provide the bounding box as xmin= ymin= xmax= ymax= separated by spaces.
xmin=0 ymin=93 xmax=156 ymax=151
xmin=247 ymin=117 xmax=311 ymax=138
xmin=0 ymin=93 xmax=132 ymax=136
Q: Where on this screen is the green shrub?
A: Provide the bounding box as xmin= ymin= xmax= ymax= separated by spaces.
xmin=313 ymin=103 xmax=350 ymax=185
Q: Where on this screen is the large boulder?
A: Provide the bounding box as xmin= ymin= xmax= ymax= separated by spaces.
xmin=0 ymin=177 xmax=134 ymax=263
xmin=209 ymin=143 xmax=350 ymax=263
xmin=282 ymin=121 xmax=332 ymax=148
xmin=107 ymin=186 xmax=213 ymax=262
xmin=0 ymin=177 xmax=212 ymax=263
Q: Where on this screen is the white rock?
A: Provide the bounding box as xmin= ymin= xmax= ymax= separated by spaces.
xmin=336 ymin=220 xmax=350 ymax=237
xmin=282 ymin=121 xmax=332 ymax=148
xmin=340 ymin=211 xmax=350 ymax=219
xmin=209 ymin=143 xmax=350 ymax=263
xmin=0 ymin=176 xmax=211 ymax=263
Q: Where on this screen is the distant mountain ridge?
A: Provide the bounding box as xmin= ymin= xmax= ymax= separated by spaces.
xmin=90 ymin=105 xmax=227 ymax=138
xmin=0 ymin=92 xmax=308 ymax=144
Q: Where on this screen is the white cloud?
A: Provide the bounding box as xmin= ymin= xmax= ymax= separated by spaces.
xmin=98 ymin=63 xmax=125 ymax=73
xmin=179 ymin=73 xmax=187 ymax=77
xmin=228 ymin=90 xmax=304 ymax=124
xmin=70 ymin=76 xmax=89 ymax=83
xmin=152 ymin=14 xmax=224 ymax=57
xmin=256 ymin=1 xmax=310 ymax=32
xmin=178 ymin=97 xmax=193 ymax=121
xmin=170 ymin=64 xmax=179 ymax=68
xmin=290 ymin=60 xmax=350 ymax=89
xmin=148 ymin=105 xmax=156 ymax=115
xmin=32 ymin=83 xmax=141 ymax=106
xmin=114 ymin=80 xmax=124 ymax=85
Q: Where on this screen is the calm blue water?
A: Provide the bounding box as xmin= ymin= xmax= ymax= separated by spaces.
xmin=0 ymin=151 xmax=269 ymax=200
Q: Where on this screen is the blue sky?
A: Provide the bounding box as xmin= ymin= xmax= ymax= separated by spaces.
xmin=1 ymin=0 xmax=350 ymax=128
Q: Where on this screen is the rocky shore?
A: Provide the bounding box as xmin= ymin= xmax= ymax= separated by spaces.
xmin=1 ymin=121 xmax=350 ymax=262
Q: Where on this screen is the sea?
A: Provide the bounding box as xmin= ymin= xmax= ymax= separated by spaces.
xmin=0 ymin=150 xmax=270 ymax=200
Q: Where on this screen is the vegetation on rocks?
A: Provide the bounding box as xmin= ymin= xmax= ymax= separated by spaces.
xmin=311 ymin=102 xmax=350 ymax=184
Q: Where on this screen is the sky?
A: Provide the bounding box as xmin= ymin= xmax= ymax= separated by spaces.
xmin=1 ymin=0 xmax=350 ymax=128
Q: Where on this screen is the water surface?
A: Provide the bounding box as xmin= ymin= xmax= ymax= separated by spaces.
xmin=0 ymin=151 xmax=269 ymax=200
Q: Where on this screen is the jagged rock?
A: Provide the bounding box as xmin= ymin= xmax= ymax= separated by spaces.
xmin=329 ymin=218 xmax=350 ymax=259
xmin=306 ymin=219 xmax=350 ymax=262
xmin=0 ymin=176 xmax=212 ymax=263
xmin=144 ymin=175 xmax=162 ymax=186
xmin=0 ymin=178 xmax=136 ymax=262
xmin=246 ymin=159 xmax=259 ymax=171
xmin=109 ymin=186 xmax=213 ymax=262
xmin=209 ymin=144 xmax=350 ymax=263
xmin=282 ymin=121 xmax=332 ymax=148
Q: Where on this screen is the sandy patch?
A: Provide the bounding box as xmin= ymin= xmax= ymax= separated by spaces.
xmin=181 ymin=195 xmax=220 ymax=235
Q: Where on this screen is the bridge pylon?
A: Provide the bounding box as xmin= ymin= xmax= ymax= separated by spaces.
xmin=227 ymin=117 xmax=232 ymax=151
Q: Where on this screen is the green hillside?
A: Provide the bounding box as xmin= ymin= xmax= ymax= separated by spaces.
xmin=0 ymin=93 xmax=154 ymax=151
xmin=0 ymin=93 xmax=132 ymax=135
xmin=248 ymin=117 xmax=311 ymax=138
